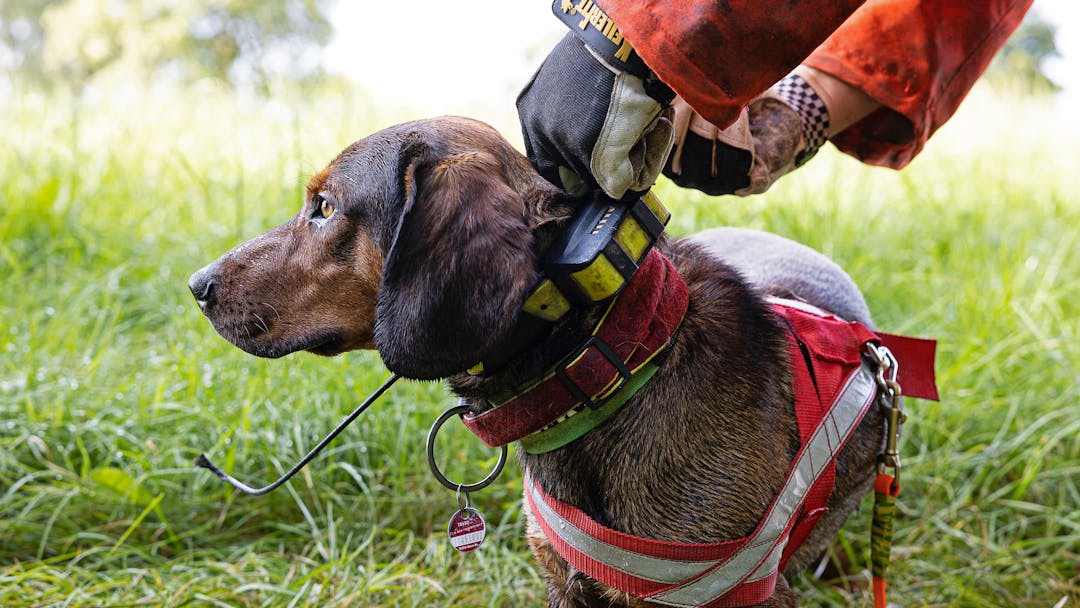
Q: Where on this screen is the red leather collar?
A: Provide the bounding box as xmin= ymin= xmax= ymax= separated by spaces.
xmin=462 ymin=249 xmax=689 ymax=447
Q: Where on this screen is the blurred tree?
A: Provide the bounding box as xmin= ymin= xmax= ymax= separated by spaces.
xmin=985 ymin=11 xmax=1061 ymax=95
xmin=0 ymin=0 xmax=332 ymax=93
xmin=0 ymin=0 xmax=50 ymax=81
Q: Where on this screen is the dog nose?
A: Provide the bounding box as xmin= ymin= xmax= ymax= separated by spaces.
xmin=189 ymin=266 xmax=219 ymax=310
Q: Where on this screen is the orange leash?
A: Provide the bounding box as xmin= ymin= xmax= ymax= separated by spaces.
xmin=871 ymin=472 xmax=900 ymax=608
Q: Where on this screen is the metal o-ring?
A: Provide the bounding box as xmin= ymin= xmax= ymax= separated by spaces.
xmin=426 ymin=403 xmax=507 ymax=493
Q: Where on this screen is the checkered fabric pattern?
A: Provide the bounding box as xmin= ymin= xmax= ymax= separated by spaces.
xmin=773 ymin=74 xmax=830 ymax=167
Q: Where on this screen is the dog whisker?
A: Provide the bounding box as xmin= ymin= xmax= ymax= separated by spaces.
xmin=261 ymin=302 xmax=281 ymax=321
xmin=252 ymin=312 xmax=269 ymax=334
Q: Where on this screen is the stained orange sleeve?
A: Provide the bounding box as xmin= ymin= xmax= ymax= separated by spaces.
xmin=805 ymin=0 xmax=1033 ymax=167
xmin=602 ymin=0 xmax=1032 ymax=169
xmin=601 ymin=0 xmax=865 ymax=129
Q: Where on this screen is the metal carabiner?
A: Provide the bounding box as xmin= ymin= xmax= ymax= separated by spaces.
xmin=866 ymin=343 xmax=899 ymax=390
xmin=867 ymin=344 xmax=906 ymax=487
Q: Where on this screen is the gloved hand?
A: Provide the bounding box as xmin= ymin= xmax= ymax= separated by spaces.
xmin=517 ymin=32 xmax=675 ymax=200
xmin=663 ymin=73 xmax=831 ymax=196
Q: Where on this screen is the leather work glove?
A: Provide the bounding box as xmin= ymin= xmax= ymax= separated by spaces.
xmin=664 ymin=73 xmax=831 ymax=196
xmin=517 ymin=32 xmax=675 ymax=200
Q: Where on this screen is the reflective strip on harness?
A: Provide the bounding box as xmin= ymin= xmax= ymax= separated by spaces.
xmin=526 ymin=480 xmax=718 ymax=584
xmin=527 ymin=360 xmax=878 ymax=607
xmin=652 ymin=363 xmax=876 ymax=606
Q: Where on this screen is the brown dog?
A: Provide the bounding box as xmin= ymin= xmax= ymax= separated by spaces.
xmin=189 ymin=116 xmax=886 ymax=607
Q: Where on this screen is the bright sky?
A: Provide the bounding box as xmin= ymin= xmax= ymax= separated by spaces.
xmin=326 ymin=0 xmax=1079 ymax=119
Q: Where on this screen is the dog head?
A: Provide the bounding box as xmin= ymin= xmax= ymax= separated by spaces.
xmin=189 ymin=116 xmax=566 ymax=379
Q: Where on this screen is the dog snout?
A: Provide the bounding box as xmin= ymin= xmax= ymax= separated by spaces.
xmin=188 ymin=264 xmax=219 ymax=310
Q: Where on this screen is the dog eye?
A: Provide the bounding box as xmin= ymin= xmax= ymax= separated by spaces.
xmin=310 ymin=193 xmax=336 ymax=225
xmin=319 ymin=198 xmax=335 ymax=219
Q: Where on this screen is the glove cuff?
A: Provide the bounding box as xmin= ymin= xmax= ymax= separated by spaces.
xmin=772 ymin=74 xmax=830 ymax=167
xmin=553 ymin=0 xmax=652 ymax=79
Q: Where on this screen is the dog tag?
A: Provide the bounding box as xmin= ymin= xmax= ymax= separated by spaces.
xmin=447 ymin=507 xmax=487 ymax=552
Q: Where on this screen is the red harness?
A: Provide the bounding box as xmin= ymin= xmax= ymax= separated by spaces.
xmin=527 ymin=298 xmax=938 ymax=607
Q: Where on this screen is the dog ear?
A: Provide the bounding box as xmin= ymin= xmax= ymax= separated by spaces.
xmin=375 ymin=146 xmax=537 ymax=380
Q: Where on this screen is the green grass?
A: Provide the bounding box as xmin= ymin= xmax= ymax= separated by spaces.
xmin=1 ymin=83 xmax=1077 ymax=607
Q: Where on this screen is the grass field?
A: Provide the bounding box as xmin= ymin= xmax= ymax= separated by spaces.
xmin=1 ymin=82 xmax=1078 ymax=607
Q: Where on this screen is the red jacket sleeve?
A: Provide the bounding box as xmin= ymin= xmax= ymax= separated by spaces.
xmin=805 ymin=0 xmax=1032 ymax=167
xmin=601 ymin=0 xmax=866 ymax=128
xmin=603 ymin=0 xmax=1032 ymax=169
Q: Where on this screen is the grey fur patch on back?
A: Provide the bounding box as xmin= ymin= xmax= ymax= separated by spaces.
xmin=687 ymin=227 xmax=873 ymax=327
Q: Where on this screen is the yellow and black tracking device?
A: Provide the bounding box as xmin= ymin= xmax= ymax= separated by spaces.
xmin=471 ymin=192 xmax=669 ymax=375
xmin=530 ymin=191 xmax=669 ymax=313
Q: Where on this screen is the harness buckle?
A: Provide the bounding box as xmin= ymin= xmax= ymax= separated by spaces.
xmin=555 ymin=336 xmax=632 ymax=410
